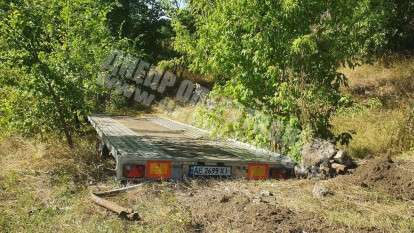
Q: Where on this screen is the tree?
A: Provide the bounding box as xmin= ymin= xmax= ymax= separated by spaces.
xmin=172 ymin=0 xmax=410 ymax=138
xmin=0 ymin=0 xmax=111 ymax=147
xmin=345 ymin=0 xmax=414 ymax=59
xmin=107 ymin=0 xmax=177 ymax=63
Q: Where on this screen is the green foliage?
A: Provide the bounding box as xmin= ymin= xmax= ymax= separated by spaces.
xmin=173 ymin=0 xmax=368 ymax=138
xmin=107 ymin=0 xmax=177 ymax=63
xmin=172 ymin=0 xmax=414 ymax=158
xmin=0 ymin=0 xmax=111 ymax=146
xmin=354 ymin=0 xmax=414 ymax=56
xmin=337 ymin=97 xmax=383 ymax=116
xmin=173 ymin=1 xmax=412 ymax=132
xmin=192 ymin=98 xmax=309 ymax=161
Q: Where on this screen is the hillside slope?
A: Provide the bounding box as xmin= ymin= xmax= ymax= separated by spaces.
xmin=1 ymin=59 xmax=414 ymax=233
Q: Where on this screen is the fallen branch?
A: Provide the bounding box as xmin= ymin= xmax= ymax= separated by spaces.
xmin=94 ymin=183 xmax=144 ymax=197
xmin=91 ymin=183 xmax=144 ymax=221
xmin=91 ymin=193 xmax=140 ymax=221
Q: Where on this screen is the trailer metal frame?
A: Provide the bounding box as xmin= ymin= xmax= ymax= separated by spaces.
xmin=89 ymin=115 xmax=295 ymax=180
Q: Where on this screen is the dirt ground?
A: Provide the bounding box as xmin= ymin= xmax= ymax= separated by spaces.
xmin=352 ymin=155 xmax=414 ymax=201
xmin=176 ymin=184 xmax=355 ymax=233
xmin=169 ymin=156 xmax=414 ymax=233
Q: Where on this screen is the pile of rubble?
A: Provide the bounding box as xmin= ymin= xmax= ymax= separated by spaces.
xmin=295 ymin=139 xmax=356 ymax=179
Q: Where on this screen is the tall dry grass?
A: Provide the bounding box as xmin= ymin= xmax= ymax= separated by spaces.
xmin=333 ymin=57 xmax=414 ymax=158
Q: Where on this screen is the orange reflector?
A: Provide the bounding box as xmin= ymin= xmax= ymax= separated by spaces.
xmin=146 ymin=161 xmax=172 ymax=179
xmin=247 ymin=163 xmax=269 ymax=180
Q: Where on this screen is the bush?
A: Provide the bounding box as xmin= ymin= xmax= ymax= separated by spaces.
xmin=192 ymin=98 xmax=311 ymax=162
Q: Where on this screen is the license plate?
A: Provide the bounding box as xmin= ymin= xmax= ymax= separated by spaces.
xmin=190 ymin=166 xmax=231 ymax=177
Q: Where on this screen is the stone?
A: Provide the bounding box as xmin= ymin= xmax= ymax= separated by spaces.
xmin=333 ymin=150 xmax=355 ymax=168
xmin=219 ymin=195 xmax=231 ymax=203
xmin=319 ymin=160 xmax=334 ymax=178
xmin=331 ymin=163 xmax=347 ymax=174
xmin=294 ymin=165 xmax=308 ymax=178
xmin=347 ymin=168 xmax=356 ymax=174
xmin=308 ymin=166 xmax=322 ymax=180
xmin=301 ymin=139 xmax=337 ymax=168
xmin=312 ymin=183 xmax=332 ymax=198
xmin=260 ymin=190 xmax=273 ymax=197
xmin=319 ymin=160 xmax=331 ymax=173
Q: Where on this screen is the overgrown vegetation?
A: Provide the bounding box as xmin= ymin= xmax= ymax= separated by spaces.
xmin=0 ymin=137 xmax=191 ymax=233
xmin=164 ymin=57 xmax=414 ymax=161
xmin=0 ymin=0 xmax=112 ymax=147
xmin=170 ymin=0 xmax=414 ymax=159
xmin=1 ymin=0 xmax=413 ymax=232
xmin=0 ymin=0 xmax=413 ymax=156
xmin=106 ymin=0 xmax=177 ymax=63
xmin=0 ymin=0 xmax=179 ymax=147
xmin=188 ymin=101 xmax=305 ymax=162
xmin=332 ymin=57 xmax=414 ymax=158
xmin=1 ymin=137 xmax=413 ymax=232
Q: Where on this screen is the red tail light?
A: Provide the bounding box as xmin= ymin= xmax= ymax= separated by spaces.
xmin=269 ymin=167 xmax=289 ymax=179
xmin=123 ymin=164 xmax=145 ymax=178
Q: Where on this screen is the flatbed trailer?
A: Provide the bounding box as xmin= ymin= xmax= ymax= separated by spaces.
xmin=88 ymin=115 xmax=295 ymax=180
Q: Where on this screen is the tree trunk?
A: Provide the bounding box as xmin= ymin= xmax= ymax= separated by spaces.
xmin=62 ymin=124 xmax=74 ymax=149
xmin=31 ymin=55 xmax=75 ymax=149
xmin=46 ymin=82 xmax=75 ymax=149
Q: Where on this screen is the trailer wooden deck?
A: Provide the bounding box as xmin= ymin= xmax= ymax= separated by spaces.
xmin=89 ymin=115 xmax=295 ymax=180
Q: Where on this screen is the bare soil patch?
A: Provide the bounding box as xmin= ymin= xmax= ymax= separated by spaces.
xmin=177 ymin=182 xmax=378 ymax=233
xmin=352 ymin=156 xmax=414 ymax=200
xmin=173 ymin=156 xmax=414 ymax=232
